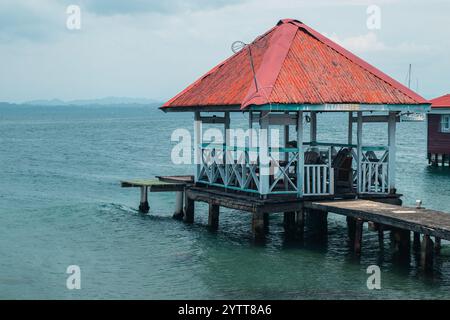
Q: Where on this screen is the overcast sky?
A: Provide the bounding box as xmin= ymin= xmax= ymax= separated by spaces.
xmin=0 ymin=0 xmax=449 ymax=103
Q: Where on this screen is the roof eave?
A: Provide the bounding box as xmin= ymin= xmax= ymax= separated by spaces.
xmin=248 ymin=103 xmax=431 ymax=113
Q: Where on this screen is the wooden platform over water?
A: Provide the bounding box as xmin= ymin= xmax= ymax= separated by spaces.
xmin=307 ymin=199 xmax=450 ymax=241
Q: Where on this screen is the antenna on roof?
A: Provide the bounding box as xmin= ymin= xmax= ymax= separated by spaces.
xmin=231 ymin=40 xmax=259 ymax=92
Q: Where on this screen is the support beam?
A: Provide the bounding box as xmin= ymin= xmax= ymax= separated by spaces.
xmin=378 ymin=228 xmax=384 ymax=250
xmin=413 ymin=232 xmax=421 ymax=251
xmin=356 ymin=112 xmax=363 ymax=193
xmin=347 ymin=216 xmax=356 ymax=242
xmin=297 ymin=111 xmax=304 ymax=196
xmin=283 ymin=211 xmax=296 ymax=234
xmin=252 ymin=211 xmax=266 ymax=240
xmin=310 ymin=111 xmax=317 ymax=145
xmin=284 ymin=113 xmax=290 ymax=190
xmin=354 ymin=218 xmax=363 ymax=255
xmin=259 ymin=112 xmax=270 ymax=196
xmin=388 ymin=112 xmax=397 ymax=194
xmin=390 ymin=228 xmax=411 ymax=254
xmin=194 ymin=112 xmax=202 ymax=182
xmin=139 ymin=186 xmax=149 ymax=213
xmin=208 ymin=203 xmax=220 ymax=229
xmin=184 ymin=194 xmax=195 ymax=223
xmin=421 ymin=234 xmax=434 ymax=270
xmin=173 ymin=191 xmax=184 ymax=219
xmin=435 ymin=237 xmax=441 ymax=254
xmin=348 ymin=112 xmax=353 ymax=145
xmin=296 ymin=210 xmax=305 ymax=238
xmin=305 ymin=208 xmax=328 ymax=239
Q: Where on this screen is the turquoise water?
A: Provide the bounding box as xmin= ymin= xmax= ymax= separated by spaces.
xmin=1 ymin=105 xmax=450 ymax=299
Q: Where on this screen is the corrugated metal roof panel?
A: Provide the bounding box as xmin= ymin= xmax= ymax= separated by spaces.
xmin=430 ymin=94 xmax=450 ymax=108
xmin=162 ymin=19 xmax=428 ymax=110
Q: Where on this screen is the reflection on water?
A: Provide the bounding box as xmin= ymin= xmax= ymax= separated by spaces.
xmin=0 ymin=106 xmax=449 ymax=299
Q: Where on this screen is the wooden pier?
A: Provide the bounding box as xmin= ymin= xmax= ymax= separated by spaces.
xmin=121 ymin=177 xmax=450 ymax=270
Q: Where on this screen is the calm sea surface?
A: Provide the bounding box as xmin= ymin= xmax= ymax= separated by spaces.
xmin=1 ymin=105 xmax=450 ymax=299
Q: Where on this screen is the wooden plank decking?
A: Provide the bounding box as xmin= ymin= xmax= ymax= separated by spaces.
xmin=306 ymin=199 xmax=450 ymax=240
xmin=121 ymin=179 xmax=185 ymax=192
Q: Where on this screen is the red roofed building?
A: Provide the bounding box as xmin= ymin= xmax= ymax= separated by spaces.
xmin=162 ymin=19 xmax=430 ymax=198
xmin=428 ymin=94 xmax=450 ymax=166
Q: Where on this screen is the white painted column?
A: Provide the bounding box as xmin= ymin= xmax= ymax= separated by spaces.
xmin=194 ymin=112 xmax=202 ymax=182
xmin=284 ymin=112 xmax=290 ymax=190
xmin=348 ymin=112 xmax=353 ymax=145
xmin=224 ymin=112 xmax=231 ymax=185
xmin=284 ymin=112 xmax=290 ymax=162
xmin=297 ymin=111 xmax=304 ymax=196
xmin=356 ymin=112 xmax=363 ymax=194
xmin=310 ymin=111 xmax=317 ymax=145
xmin=388 ymin=112 xmax=397 ymax=194
xmin=259 ymin=112 xmax=270 ymax=196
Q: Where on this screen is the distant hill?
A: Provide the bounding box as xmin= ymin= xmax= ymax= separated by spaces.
xmin=22 ymin=97 xmax=161 ymax=107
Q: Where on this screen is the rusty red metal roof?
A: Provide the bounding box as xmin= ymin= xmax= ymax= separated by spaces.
xmin=162 ymin=19 xmax=428 ymax=110
xmin=430 ymin=94 xmax=450 ymax=109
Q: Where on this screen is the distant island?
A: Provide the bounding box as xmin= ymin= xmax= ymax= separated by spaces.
xmin=0 ymin=97 xmax=162 ymax=107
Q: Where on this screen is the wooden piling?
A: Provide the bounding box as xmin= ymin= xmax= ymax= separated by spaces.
xmin=296 ymin=210 xmax=305 ymax=237
xmin=305 ymin=209 xmax=328 ymax=239
xmin=413 ymin=232 xmax=421 ymax=251
xmin=184 ymin=194 xmax=195 ymax=223
xmin=173 ymin=191 xmax=184 ymax=219
xmin=208 ymin=203 xmax=219 ymax=229
xmin=139 ymin=186 xmax=149 ymax=213
xmin=252 ymin=211 xmax=266 ymax=240
xmin=421 ymin=234 xmax=434 ymax=270
xmin=354 ymin=218 xmax=363 ymax=255
xmin=283 ymin=212 xmax=296 ymax=234
xmin=347 ymin=216 xmax=356 ymax=242
xmin=378 ymin=228 xmax=384 ymax=250
xmin=435 ymin=237 xmax=441 ymax=254
xmin=390 ymin=228 xmax=411 ymax=254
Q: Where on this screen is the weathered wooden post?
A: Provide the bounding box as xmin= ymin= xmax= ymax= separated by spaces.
xmin=208 ymin=202 xmax=220 ymax=229
xmin=139 ymin=186 xmax=149 ymax=213
xmin=347 ymin=216 xmax=356 ymax=242
xmin=421 ymin=234 xmax=434 ymax=270
xmin=184 ymin=192 xmax=195 ymax=223
xmin=305 ymin=208 xmax=328 ymax=240
xmin=390 ymin=228 xmax=411 ymax=255
xmin=378 ymin=228 xmax=384 ymax=249
xmin=283 ymin=212 xmax=296 ymax=234
xmin=413 ymin=232 xmax=421 ymax=251
xmin=172 ymin=191 xmax=184 ymax=219
xmin=252 ymin=211 xmax=265 ymax=240
xmin=296 ymin=210 xmax=305 ymax=238
xmin=435 ymin=237 xmax=441 ymax=253
xmin=354 ymin=218 xmax=364 ymax=255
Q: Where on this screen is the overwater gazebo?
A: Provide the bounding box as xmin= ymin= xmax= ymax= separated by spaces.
xmin=161 ymin=19 xmax=429 ymax=199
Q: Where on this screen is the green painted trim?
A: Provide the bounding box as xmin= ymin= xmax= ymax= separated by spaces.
xmin=362 ymin=146 xmax=388 ymax=151
xmin=200 ymin=143 xmax=299 ymax=153
xmin=249 ymin=103 xmax=430 ymax=113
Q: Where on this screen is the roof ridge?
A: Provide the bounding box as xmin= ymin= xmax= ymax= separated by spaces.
xmin=288 ymin=20 xmax=428 ymax=104
xmin=241 ymin=22 xmax=298 ymax=109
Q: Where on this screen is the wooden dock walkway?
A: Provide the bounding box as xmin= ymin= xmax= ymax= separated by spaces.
xmin=306 ymin=199 xmax=450 ymax=241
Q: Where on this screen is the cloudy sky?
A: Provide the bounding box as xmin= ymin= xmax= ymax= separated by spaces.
xmin=0 ymin=0 xmax=449 ymax=103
